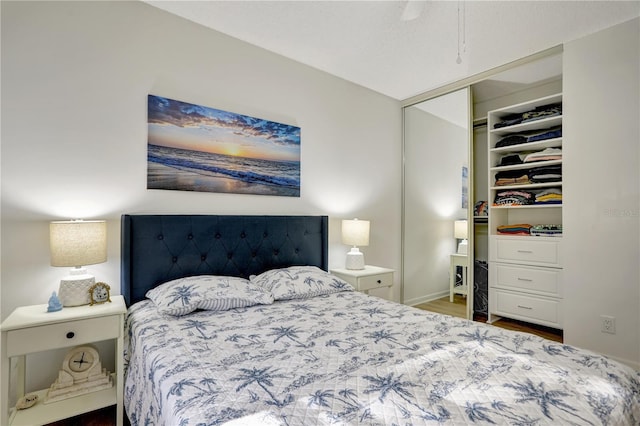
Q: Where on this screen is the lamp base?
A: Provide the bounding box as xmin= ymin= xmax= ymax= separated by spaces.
xmin=58 ymin=268 xmax=94 ymax=307
xmin=345 ymin=248 xmax=365 ymax=270
xmin=457 ymin=239 xmax=468 ymax=255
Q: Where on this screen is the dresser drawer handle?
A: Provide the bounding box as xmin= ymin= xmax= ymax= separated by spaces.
xmin=66 ymin=332 xmax=75 ymax=339
xmin=517 ymin=305 xmax=533 ymax=310
xmin=517 ymin=277 xmax=533 ymax=282
xmin=377 ymin=280 xmax=382 ymax=284
xmin=517 ymin=250 xmax=533 ymax=254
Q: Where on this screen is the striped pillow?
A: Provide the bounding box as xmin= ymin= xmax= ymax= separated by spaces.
xmin=146 ymin=275 xmax=274 ymax=316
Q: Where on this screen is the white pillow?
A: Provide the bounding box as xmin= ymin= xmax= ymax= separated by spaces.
xmin=250 ymin=266 xmax=353 ymax=300
xmin=146 ymin=275 xmax=274 ymax=316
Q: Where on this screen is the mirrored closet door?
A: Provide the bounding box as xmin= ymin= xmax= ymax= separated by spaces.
xmin=402 ymin=87 xmax=473 ymax=320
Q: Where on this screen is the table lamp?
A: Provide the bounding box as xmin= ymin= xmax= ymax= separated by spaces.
xmin=454 ymin=220 xmax=468 ymax=254
xmin=50 ymin=220 xmax=107 ymax=306
xmin=342 ymin=218 xmax=370 ymax=270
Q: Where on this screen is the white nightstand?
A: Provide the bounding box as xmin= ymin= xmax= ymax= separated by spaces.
xmin=450 ymin=254 xmax=469 ymax=302
xmin=1 ymin=295 xmax=126 ymax=426
xmin=331 ymin=265 xmax=395 ymax=300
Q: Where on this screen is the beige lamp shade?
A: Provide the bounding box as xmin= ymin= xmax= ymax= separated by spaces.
xmin=341 ymin=219 xmax=370 ymax=247
xmin=50 ymin=220 xmax=107 ymax=307
xmin=454 ymin=220 xmax=468 ymax=254
xmin=342 ymin=219 xmax=370 ymax=270
xmin=50 ymin=220 xmax=107 ymax=267
xmin=454 ymin=220 xmax=468 ymax=240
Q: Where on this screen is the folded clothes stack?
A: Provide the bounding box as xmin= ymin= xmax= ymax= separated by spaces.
xmin=495 ymin=126 xmax=562 ymax=148
xmin=535 ymin=188 xmax=562 ymax=204
xmin=529 ymin=165 xmax=562 ymax=183
xmin=494 ymin=190 xmax=535 ymax=206
xmin=495 ymin=169 xmax=530 ymax=186
xmin=530 ymin=224 xmax=563 ymax=237
xmin=494 ymin=104 xmax=562 ymax=129
xmin=497 ymin=224 xmax=532 ymax=235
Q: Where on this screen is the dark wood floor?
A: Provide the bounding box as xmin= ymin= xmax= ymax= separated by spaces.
xmin=45 ymin=406 xmax=124 ymax=426
xmin=415 ymin=294 xmax=563 ymax=343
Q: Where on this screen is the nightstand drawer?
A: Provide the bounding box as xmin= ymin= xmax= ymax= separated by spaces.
xmin=493 ymin=290 xmax=562 ymax=328
xmin=6 ymin=315 xmax=120 ymax=356
xmin=358 ymin=272 xmax=393 ymax=291
xmin=490 ymin=263 xmax=562 ymax=296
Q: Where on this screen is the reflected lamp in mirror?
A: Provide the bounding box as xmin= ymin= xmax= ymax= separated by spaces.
xmin=50 ymin=220 xmax=107 ymax=307
xmin=342 ymin=218 xmax=370 ymax=270
xmin=454 ymin=220 xmax=468 ymax=254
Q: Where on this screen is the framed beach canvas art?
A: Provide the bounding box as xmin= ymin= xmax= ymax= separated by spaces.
xmin=147 ymin=95 xmax=301 ymax=197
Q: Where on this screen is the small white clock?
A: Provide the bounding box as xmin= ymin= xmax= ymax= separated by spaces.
xmin=88 ymin=282 xmax=111 ymax=305
xmin=45 ymin=345 xmax=112 ymax=404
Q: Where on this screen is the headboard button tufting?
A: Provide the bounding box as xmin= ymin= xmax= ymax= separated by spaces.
xmin=227 ymin=253 xmax=233 ymax=259
xmin=215 ymin=233 xmax=221 ymax=239
xmin=157 ymin=235 xmax=164 ymax=240
xmin=172 ymin=257 xmax=178 ymax=263
xmin=188 ymin=234 xmax=193 ymax=240
xmin=240 ymin=232 xmax=246 ymax=238
xmin=201 ymin=255 xmax=207 ymax=261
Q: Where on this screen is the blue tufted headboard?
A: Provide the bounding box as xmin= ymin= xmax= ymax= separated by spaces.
xmin=121 ymin=215 xmax=328 ymax=306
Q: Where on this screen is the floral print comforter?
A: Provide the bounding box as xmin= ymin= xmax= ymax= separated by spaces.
xmin=124 ymin=291 xmax=640 ymax=425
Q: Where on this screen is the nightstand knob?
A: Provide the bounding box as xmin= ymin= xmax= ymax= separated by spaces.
xmin=66 ymin=332 xmax=75 ymax=339
xmin=377 ymin=280 xmax=382 ymax=284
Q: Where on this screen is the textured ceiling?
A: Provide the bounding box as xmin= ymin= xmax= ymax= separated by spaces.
xmin=146 ymin=1 xmax=640 ymax=100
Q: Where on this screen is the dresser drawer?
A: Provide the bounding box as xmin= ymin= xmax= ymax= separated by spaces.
xmin=492 ymin=290 xmax=562 ymax=328
xmin=490 ymin=263 xmax=562 ymax=296
xmin=491 ymin=237 xmax=562 ymax=267
xmin=6 ymin=315 xmax=120 ymax=356
xmin=358 ymin=272 xmax=393 ymax=291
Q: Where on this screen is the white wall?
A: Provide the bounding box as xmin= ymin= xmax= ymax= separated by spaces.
xmin=1 ymin=1 xmax=401 ymax=390
xmin=563 ymin=18 xmax=640 ymax=368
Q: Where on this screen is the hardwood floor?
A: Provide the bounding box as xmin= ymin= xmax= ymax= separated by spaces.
xmin=45 ymin=406 xmax=126 ymax=426
xmin=415 ymin=295 xmax=563 ymax=343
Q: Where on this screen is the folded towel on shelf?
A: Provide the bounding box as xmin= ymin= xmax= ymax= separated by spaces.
xmin=523 ymin=147 xmax=562 ymax=163
xmin=535 ymin=188 xmax=562 ymax=204
xmin=497 ymin=224 xmax=533 ymax=235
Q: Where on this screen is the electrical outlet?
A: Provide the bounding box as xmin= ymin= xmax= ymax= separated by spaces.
xmin=601 ymin=315 xmax=616 ymax=334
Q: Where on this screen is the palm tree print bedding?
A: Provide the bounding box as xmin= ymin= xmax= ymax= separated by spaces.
xmin=124 ymin=290 xmax=640 ymax=425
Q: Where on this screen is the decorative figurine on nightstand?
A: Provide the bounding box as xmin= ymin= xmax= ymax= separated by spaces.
xmin=46 ymin=291 xmax=63 ymax=312
xmin=88 ymin=282 xmax=111 ymax=305
xmin=45 ymin=345 xmax=112 ymax=404
xmin=16 ymin=393 xmax=38 ymax=410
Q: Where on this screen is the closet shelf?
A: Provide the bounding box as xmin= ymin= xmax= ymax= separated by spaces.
xmin=490 ymin=138 xmax=562 ymax=154
xmin=489 ymin=116 xmax=562 ymax=136
xmin=490 ymin=181 xmax=563 ymax=191
xmin=490 ymin=159 xmax=562 ymax=172
xmin=490 ymin=204 xmax=562 ymax=210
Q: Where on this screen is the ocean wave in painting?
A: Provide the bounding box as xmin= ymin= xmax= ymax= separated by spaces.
xmin=148 ymin=144 xmax=300 ymax=195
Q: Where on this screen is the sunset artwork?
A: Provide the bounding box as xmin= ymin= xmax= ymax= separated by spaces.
xmin=147 ymin=95 xmax=301 ymax=197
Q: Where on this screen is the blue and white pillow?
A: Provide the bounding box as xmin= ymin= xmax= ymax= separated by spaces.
xmin=250 ymin=266 xmax=354 ymax=300
xmin=146 ymin=275 xmax=274 ymax=316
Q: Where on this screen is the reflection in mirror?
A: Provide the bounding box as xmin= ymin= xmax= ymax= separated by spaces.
xmin=402 ymin=87 xmax=473 ymax=319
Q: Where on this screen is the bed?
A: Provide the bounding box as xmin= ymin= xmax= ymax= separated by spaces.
xmin=121 ymin=214 xmax=640 ymax=425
